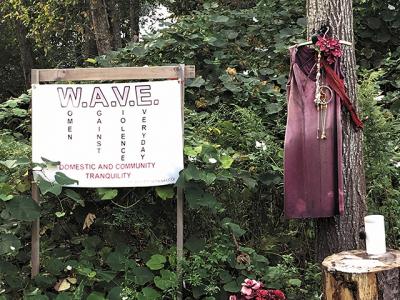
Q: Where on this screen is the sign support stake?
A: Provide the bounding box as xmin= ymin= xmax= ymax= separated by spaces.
xmin=177 ymin=64 xmax=185 ymax=300
xmin=31 ymin=71 xmax=40 ymax=278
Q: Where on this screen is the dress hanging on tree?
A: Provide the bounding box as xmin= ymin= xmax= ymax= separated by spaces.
xmin=284 ymin=37 xmax=363 ymax=219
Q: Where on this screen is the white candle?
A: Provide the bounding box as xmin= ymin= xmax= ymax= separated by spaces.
xmin=364 ymin=215 xmax=386 ymax=255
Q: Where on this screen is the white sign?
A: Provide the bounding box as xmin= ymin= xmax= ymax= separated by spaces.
xmin=32 ymin=80 xmax=183 ymax=187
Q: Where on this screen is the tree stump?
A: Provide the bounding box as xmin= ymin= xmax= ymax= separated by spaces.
xmin=322 ymin=249 xmax=400 ymax=299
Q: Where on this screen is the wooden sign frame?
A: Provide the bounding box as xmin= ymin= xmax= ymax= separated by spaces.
xmin=31 ymin=65 xmax=195 ymax=298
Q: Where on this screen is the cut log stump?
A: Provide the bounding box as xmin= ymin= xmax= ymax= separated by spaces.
xmin=322 ymin=249 xmax=400 ymax=300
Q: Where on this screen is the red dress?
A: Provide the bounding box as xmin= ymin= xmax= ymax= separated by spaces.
xmin=284 ymin=46 xmax=345 ymax=218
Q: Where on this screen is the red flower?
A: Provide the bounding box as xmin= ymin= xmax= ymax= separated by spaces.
xmin=315 ymin=35 xmax=342 ymax=64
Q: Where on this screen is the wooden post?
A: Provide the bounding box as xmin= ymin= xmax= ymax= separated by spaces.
xmin=322 ymin=249 xmax=400 ymax=299
xmin=31 ymin=69 xmax=40 ymax=278
xmin=31 ymin=182 xmax=40 ymax=278
xmin=176 ymin=64 xmax=185 ymax=300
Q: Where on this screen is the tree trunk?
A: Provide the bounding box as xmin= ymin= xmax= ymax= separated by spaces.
xmin=108 ymin=0 xmax=122 ymax=49
xmin=15 ymin=20 xmax=33 ymax=88
xmin=129 ymin=0 xmax=140 ymax=42
xmin=89 ymin=0 xmax=113 ymax=54
xmin=306 ymin=0 xmax=367 ymax=262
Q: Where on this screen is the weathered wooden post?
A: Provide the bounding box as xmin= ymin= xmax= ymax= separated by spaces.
xmin=322 ymin=249 xmax=400 ymax=299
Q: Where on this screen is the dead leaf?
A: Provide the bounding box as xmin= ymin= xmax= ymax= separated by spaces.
xmin=54 ymin=278 xmax=71 ymax=292
xmin=66 ymin=277 xmax=77 ymax=284
xmin=83 ymin=213 xmax=96 ymax=230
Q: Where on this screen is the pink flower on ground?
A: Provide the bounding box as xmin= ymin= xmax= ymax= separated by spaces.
xmin=241 ymin=285 xmax=253 ymax=296
xmin=229 ymin=296 xmax=237 ymax=300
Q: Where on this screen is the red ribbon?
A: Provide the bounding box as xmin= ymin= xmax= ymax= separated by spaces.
xmin=321 ymin=60 xmax=364 ymax=129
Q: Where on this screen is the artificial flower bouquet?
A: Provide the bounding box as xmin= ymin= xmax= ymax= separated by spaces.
xmin=229 ymin=279 xmax=286 ymax=300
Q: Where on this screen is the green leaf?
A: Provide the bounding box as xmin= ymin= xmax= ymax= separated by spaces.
xmin=223 ymin=81 xmax=242 ymax=93
xmin=288 ymin=278 xmax=302 ymax=287
xmin=185 ymin=185 xmax=219 ymax=211
xmin=219 ymin=155 xmax=234 ymax=169
xmin=146 ymin=254 xmax=166 ymax=270
xmin=223 ymin=280 xmax=240 ymax=293
xmin=37 ymin=175 xmax=62 ymax=196
xmin=85 ymin=58 xmax=97 ymax=64
xmin=154 ymin=270 xmax=177 ymax=290
xmin=55 ymin=172 xmax=79 ymax=185
xmin=212 ymin=15 xmax=229 ymax=23
xmin=64 ymin=189 xmax=85 ymax=206
xmin=106 ymin=251 xmax=126 ymax=271
xmin=188 ymin=76 xmax=205 ymax=88
xmin=266 ymin=103 xmax=283 ymax=114
xmin=2 ymin=195 xmax=40 ymax=221
xmin=222 ymin=218 xmax=246 ymax=237
xmin=138 ymin=288 xmax=160 ymax=300
xmin=107 ymin=287 xmax=123 ymax=300
xmin=86 ymin=292 xmax=106 ymax=300
xmin=131 ymin=266 xmax=154 ymax=285
xmin=55 ymin=211 xmax=66 ymax=218
xmin=155 ymin=186 xmax=175 ymax=200
xmin=0 ymin=157 xmax=30 ymax=168
xmin=0 ymin=194 xmax=13 ymax=201
xmin=96 ymin=270 xmax=116 ymax=282
xmin=97 ymin=188 xmax=118 ymax=200
xmin=198 ymin=171 xmax=217 ymax=185
xmin=0 ymin=234 xmax=21 ymax=255
xmin=182 ymin=164 xmax=202 ymax=181
xmin=55 ymin=293 xmax=73 ymax=300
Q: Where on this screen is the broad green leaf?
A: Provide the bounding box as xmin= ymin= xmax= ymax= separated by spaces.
xmin=55 ymin=211 xmax=66 ymax=218
xmin=198 ymin=171 xmax=216 ymax=185
xmin=155 ymin=186 xmax=175 ymax=200
xmin=288 ymin=278 xmax=302 ymax=287
xmin=64 ymin=189 xmax=85 ymax=206
xmin=131 ymin=266 xmax=154 ymax=285
xmin=86 ymin=292 xmax=106 ymax=300
xmin=183 ymin=164 xmax=201 ymax=181
xmin=154 ymin=269 xmax=177 ymax=290
xmin=223 ymin=81 xmax=242 ymax=93
xmin=222 ymin=218 xmax=246 ymax=237
xmin=55 ymin=294 xmax=73 ymax=300
xmin=95 ymin=270 xmax=116 ymax=282
xmin=219 ymin=155 xmax=234 ymax=169
xmin=107 ymin=287 xmax=123 ymax=300
xmin=106 ymin=252 xmax=126 ymax=271
xmin=2 ymin=195 xmax=40 ymax=221
xmin=138 ymin=288 xmax=160 ymax=300
xmin=97 ymin=188 xmax=118 ymax=200
xmin=0 ymin=234 xmax=21 ymax=255
xmin=185 ymin=185 xmax=219 ymax=211
xmin=146 ymin=254 xmax=166 ymax=270
xmin=55 ymin=172 xmax=78 ymax=185
xmin=37 ymin=175 xmax=62 ymax=196
xmin=85 ymin=58 xmax=97 ymax=64
xmin=0 ymin=194 xmax=13 ymax=201
xmin=223 ymin=280 xmax=240 ymax=293
xmin=212 ymin=15 xmax=229 ymax=23
xmin=188 ymin=76 xmax=205 ymax=88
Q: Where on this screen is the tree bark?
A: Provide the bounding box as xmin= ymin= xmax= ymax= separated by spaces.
xmin=306 ymin=0 xmax=367 ymax=262
xmin=108 ymin=0 xmax=122 ymax=49
xmin=89 ymin=0 xmax=113 ymax=54
xmin=129 ymin=0 xmax=140 ymax=42
xmin=15 ymin=20 xmax=33 ymax=88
